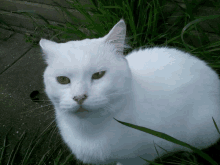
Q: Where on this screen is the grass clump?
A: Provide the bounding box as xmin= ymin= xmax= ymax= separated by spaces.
xmin=17 ymin=0 xmax=220 ymax=74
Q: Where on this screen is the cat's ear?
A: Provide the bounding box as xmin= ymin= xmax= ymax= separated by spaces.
xmin=39 ymin=39 xmax=58 ymax=64
xmin=39 ymin=39 xmax=57 ymax=51
xmin=103 ymin=19 xmax=126 ymax=53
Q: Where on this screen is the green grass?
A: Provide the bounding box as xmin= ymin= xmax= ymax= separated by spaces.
xmin=1 ymin=0 xmax=220 ymax=164
xmin=19 ymin=0 xmax=220 ymax=74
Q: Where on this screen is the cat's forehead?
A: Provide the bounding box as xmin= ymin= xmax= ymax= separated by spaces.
xmin=51 ymin=39 xmax=117 ymax=72
xmin=57 ymin=39 xmax=116 ymax=62
xmin=61 ymin=38 xmax=100 ymax=50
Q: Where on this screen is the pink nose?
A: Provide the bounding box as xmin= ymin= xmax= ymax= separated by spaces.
xmin=73 ymin=94 xmax=88 ymax=105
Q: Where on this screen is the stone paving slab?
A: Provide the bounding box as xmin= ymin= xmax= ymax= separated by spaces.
xmin=0 ymin=33 xmax=58 ymax=155
xmin=0 ymin=31 xmax=33 ymax=74
xmin=0 ymin=28 xmax=14 ymax=40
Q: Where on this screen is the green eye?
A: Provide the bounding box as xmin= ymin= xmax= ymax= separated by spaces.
xmin=57 ymin=76 xmax=70 ymax=84
xmin=92 ymin=71 xmax=106 ymax=80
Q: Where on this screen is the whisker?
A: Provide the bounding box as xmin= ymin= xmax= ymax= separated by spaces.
xmin=44 ymin=109 xmax=55 ymax=115
xmin=32 ymin=109 xmax=55 ymax=118
xmin=22 ymin=99 xmax=52 ymax=102
xmin=33 ymin=100 xmax=52 ymax=102
xmin=91 ymin=90 xmax=132 ymax=103
xmin=105 ymin=90 xmax=132 ymax=97
xmin=48 ymin=123 xmax=59 ymax=144
xmin=103 ymin=103 xmax=112 ymax=111
xmin=37 ymin=119 xmax=57 ymax=137
xmin=20 ymin=104 xmax=54 ymax=114
xmin=91 ymin=97 xmax=108 ymax=105
xmin=101 ymin=103 xmax=114 ymax=115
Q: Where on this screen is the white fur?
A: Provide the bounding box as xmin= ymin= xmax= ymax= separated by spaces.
xmin=40 ymin=19 xmax=220 ymax=165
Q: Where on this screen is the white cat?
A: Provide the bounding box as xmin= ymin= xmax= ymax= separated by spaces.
xmin=40 ymin=19 xmax=220 ymax=165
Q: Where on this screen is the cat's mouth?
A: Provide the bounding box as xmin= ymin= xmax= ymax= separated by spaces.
xmin=75 ymin=107 xmax=90 ymax=113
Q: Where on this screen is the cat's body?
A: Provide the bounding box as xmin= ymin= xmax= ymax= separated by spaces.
xmin=40 ymin=19 xmax=220 ymax=165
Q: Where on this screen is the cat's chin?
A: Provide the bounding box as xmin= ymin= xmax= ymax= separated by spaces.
xmin=73 ymin=106 xmax=93 ymax=118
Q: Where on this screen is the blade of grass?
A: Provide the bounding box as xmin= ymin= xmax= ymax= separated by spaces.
xmin=12 ymin=11 xmax=50 ymax=26
xmin=7 ymin=131 xmax=26 ymax=165
xmin=22 ymin=121 xmax=56 ymax=164
xmin=154 ymin=146 xmax=198 ymax=165
xmin=53 ymin=150 xmax=64 ymax=165
xmin=209 ymin=65 xmax=220 ymax=69
xmin=0 ymin=128 xmax=12 ymax=164
xmin=114 ymin=118 xmax=218 ymax=165
xmin=40 ymin=140 xmax=63 ymax=164
xmin=162 ymin=35 xmax=180 ymax=46
xmin=21 ymin=128 xmax=41 ymax=165
xmin=146 ymin=3 xmax=153 ymax=40
xmin=65 ymin=0 xmax=93 ymax=24
xmin=37 ymin=150 xmax=50 ymax=165
xmin=52 ymin=0 xmax=79 ymax=24
xmin=181 ymin=15 xmax=220 ymax=49
xmin=152 ymin=0 xmax=158 ymax=36
xmin=66 ymin=23 xmax=88 ymax=38
xmin=153 ymin=141 xmax=162 ymax=163
xmin=212 ymin=117 xmax=220 ymax=135
xmin=203 ymin=41 xmax=220 ymax=50
xmin=124 ymin=0 xmax=136 ymax=41
xmin=60 ymin=153 xmax=74 ymax=165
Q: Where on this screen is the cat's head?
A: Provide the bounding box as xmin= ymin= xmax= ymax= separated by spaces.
xmin=40 ymin=19 xmax=132 ymax=117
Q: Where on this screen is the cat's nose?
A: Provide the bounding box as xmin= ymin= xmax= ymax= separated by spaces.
xmin=73 ymin=94 xmax=88 ymax=105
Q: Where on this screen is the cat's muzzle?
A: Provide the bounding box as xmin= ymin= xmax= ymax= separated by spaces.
xmin=75 ymin=106 xmax=90 ymax=113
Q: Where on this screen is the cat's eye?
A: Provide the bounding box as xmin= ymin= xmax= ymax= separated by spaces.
xmin=92 ymin=71 xmax=106 ymax=80
xmin=57 ymin=76 xmax=70 ymax=84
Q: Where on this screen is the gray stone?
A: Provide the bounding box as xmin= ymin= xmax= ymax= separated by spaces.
xmin=0 ymin=27 xmax=14 ymax=40
xmin=0 ymin=33 xmax=32 ymax=74
xmin=0 ymin=42 xmax=57 ymax=156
